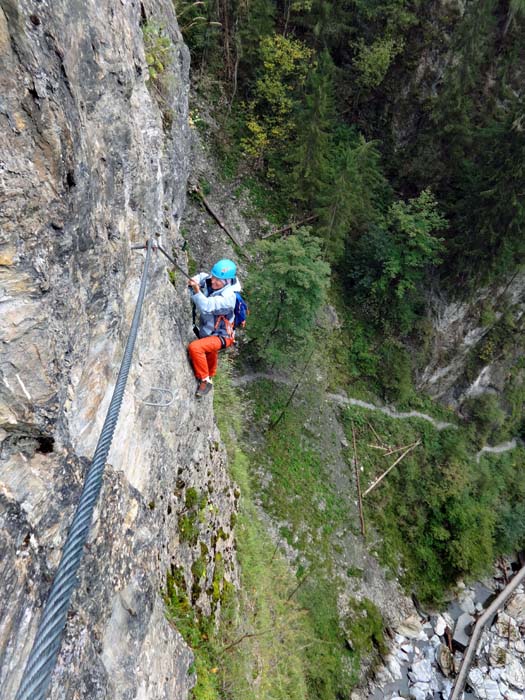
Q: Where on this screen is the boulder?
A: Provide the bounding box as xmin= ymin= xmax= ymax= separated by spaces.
xmin=436 ymin=644 xmax=454 ymax=677
xmin=398 ymin=614 xmax=425 ymax=639
xmin=459 ymin=591 xmax=476 ymax=615
xmin=408 ymin=657 xmax=433 ymax=684
xmin=453 ymin=612 xmax=474 ymax=649
xmin=500 ymin=687 xmax=523 ymax=700
xmin=429 ymin=634 xmax=441 ymax=648
xmin=453 ymin=651 xmax=464 ymax=674
xmin=489 ymin=666 xmax=502 ymax=681
xmin=488 ymin=643 xmax=508 ymax=667
xmin=513 ymin=639 xmax=525 ymax=656
xmin=433 ymin=614 xmax=447 ymax=637
xmin=440 ymin=677 xmax=453 ymax=697
xmin=494 ymin=612 xmax=520 ymax=643
xmin=386 ymin=654 xmax=403 ymax=681
xmin=374 ymin=665 xmax=394 ymax=686
xmin=396 ymin=646 xmax=411 ymax=663
xmin=467 ymin=668 xmax=503 ymax=700
xmin=408 ymin=682 xmax=431 ymax=700
xmin=506 ymin=592 xmax=525 ymax=624
xmin=500 ymin=654 xmax=525 ymax=691
xmin=442 ymin=611 xmax=455 ymax=630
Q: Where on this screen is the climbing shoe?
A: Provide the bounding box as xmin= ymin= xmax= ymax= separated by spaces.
xmin=195 ymin=379 xmax=213 ymax=398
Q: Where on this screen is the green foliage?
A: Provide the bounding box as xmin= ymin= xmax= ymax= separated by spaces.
xmin=236 ymin=0 xmax=276 ymax=83
xmin=165 ymin=576 xmax=221 ymax=700
xmin=179 ymin=488 xmax=207 ymax=544
xmin=235 ymin=175 xmax=289 ymax=225
xmin=447 ymin=109 xmax=525 ymax=281
xmin=247 ymin=379 xmax=347 ymax=544
xmin=345 ymin=598 xmax=387 ymax=657
xmin=464 ymin=311 xmax=524 ymax=412
xmin=300 ymin=578 xmax=357 ymax=696
xmin=241 ymin=35 xmax=312 ymax=162
xmin=179 ymin=512 xmax=200 ymax=544
xmin=168 ymin=381 xmax=315 ymax=700
xmin=463 ymin=394 xmax=506 ymax=445
xmin=376 ymin=340 xmax=414 ymax=404
xmin=288 ymin=50 xmax=336 ymax=205
xmin=173 ymin=0 xmax=221 ymax=66
xmin=142 ymin=20 xmax=176 ymax=128
xmin=496 ymin=496 xmax=525 ymax=554
xmin=243 ymin=377 xmax=361 ymax=695
xmin=211 ymin=366 xmax=321 ymax=700
xmin=245 ymin=230 xmax=330 ymax=367
xmin=347 ymin=189 xmax=446 ymax=332
xmin=185 ymin=0 xmax=525 ymax=648
xmin=339 ymin=401 xmax=525 ymax=603
xmin=353 ymin=36 xmax=404 ymax=89
xmin=315 ymin=130 xmax=389 ymax=259
xmin=185 ymin=487 xmax=200 ymax=509
xmin=373 ymin=189 xmax=446 ymax=299
xmin=391 ymin=0 xmax=524 ymax=287
xmin=142 ymin=21 xmax=173 ymax=82
xmin=504 ymin=363 xmax=525 ymax=439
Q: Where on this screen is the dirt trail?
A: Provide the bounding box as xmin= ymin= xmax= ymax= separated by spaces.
xmin=235 ymin=372 xmax=522 ymax=458
xmin=234 ymin=372 xmax=454 ymax=430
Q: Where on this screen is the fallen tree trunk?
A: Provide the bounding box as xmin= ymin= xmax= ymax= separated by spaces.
xmin=449 ymin=564 xmax=525 ymax=700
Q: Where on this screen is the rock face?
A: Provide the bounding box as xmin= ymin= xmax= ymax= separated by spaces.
xmin=0 ymin=1 xmax=238 ymax=698
xmin=416 ymin=272 xmax=525 ymax=407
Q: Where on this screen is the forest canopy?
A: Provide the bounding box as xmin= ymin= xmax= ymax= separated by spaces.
xmin=180 ymin=0 xmax=524 ymax=294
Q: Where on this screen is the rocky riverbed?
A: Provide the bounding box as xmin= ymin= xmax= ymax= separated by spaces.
xmin=367 ymin=566 xmax=525 ymax=700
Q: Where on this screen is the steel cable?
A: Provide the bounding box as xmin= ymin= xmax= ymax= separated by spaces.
xmin=15 ymin=239 xmax=153 ymax=700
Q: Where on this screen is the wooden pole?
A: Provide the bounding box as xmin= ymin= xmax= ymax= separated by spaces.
xmin=362 ymin=441 xmax=420 ymax=497
xmin=450 ymin=565 xmax=525 ymax=700
xmin=190 ymin=184 xmax=243 ymax=249
xmin=367 ymin=420 xmax=386 ymax=448
xmin=260 ymin=214 xmax=318 ymax=239
xmin=352 ymin=424 xmax=366 ymax=537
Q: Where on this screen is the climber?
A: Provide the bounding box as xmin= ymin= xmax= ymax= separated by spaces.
xmin=187 ymin=259 xmax=240 ymax=398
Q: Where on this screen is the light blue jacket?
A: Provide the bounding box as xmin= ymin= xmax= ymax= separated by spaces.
xmin=191 ymin=273 xmax=241 ymax=338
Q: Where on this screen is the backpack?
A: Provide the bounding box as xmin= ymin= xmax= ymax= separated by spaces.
xmin=233 ymin=291 xmax=249 ymax=329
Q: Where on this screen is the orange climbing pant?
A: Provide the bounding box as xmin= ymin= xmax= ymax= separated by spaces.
xmin=188 ymin=335 xmax=234 ymax=380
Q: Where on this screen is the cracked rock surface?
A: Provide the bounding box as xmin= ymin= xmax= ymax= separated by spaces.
xmin=0 ymin=1 xmax=238 ymax=698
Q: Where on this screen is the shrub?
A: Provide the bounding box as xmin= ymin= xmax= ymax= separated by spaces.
xmin=245 ymin=229 xmax=330 ymax=367
xmin=463 ymin=393 xmax=506 ymax=444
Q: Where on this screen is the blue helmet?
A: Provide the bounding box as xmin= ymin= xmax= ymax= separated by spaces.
xmin=211 ymin=259 xmax=236 ymax=280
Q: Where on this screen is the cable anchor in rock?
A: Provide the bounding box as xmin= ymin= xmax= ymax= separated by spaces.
xmin=131 ymin=235 xmax=192 ymax=281
xmin=138 ymin=386 xmax=175 ymax=407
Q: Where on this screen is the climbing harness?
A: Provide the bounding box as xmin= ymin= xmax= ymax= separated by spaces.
xmin=214 ymin=313 xmax=235 ymax=340
xmin=15 ymin=239 xmax=154 ymax=700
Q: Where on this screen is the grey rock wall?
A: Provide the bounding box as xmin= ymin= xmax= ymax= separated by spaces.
xmin=417 ymin=272 xmax=525 ymax=407
xmin=0 ymin=1 xmax=238 ymax=698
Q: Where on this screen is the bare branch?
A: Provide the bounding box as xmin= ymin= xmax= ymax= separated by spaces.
xmin=363 ymin=441 xmax=421 ymax=497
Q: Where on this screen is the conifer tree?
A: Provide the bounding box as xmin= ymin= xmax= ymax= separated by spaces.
xmin=450 ymin=108 xmax=525 ymax=279
xmin=289 ymin=50 xmax=336 ymax=206
xmin=245 ymin=230 xmax=330 ymax=367
xmin=315 ymin=131 xmax=388 ymax=260
xmin=237 ymin=0 xmax=276 ymax=85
